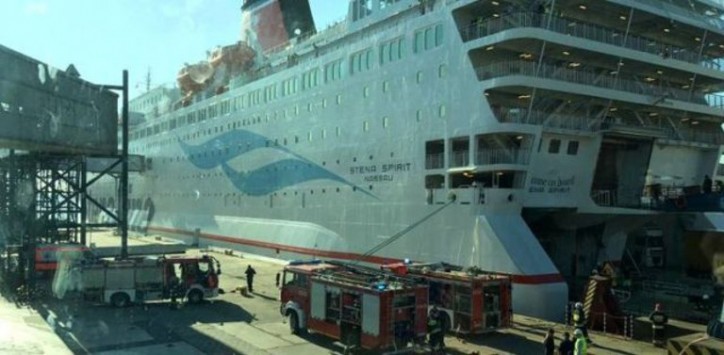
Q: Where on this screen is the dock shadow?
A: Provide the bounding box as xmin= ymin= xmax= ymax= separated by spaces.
xmin=33 ymin=295 xmax=257 ymax=355
xmin=460 ymin=332 xmax=546 ymax=354
xmin=295 ymin=331 xmax=471 ymax=355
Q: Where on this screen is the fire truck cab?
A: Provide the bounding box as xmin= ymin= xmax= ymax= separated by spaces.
xmin=35 ymin=243 xmax=94 ymax=275
xmin=383 ymin=261 xmax=512 ymax=335
xmin=280 ymin=260 xmax=429 ymax=352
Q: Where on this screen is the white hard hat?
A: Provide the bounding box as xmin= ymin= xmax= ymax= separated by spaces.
xmin=574 ymin=329 xmax=583 ymax=337
xmin=575 ymin=302 xmax=583 ymax=309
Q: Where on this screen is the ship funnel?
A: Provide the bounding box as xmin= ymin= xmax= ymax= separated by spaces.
xmin=240 ymin=0 xmax=316 ymax=53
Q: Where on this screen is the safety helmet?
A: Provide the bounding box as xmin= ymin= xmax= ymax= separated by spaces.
xmin=574 ymin=329 xmax=583 ymax=337
xmin=575 ymin=302 xmax=583 ymax=309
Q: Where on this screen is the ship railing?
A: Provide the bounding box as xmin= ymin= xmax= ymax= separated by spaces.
xmin=426 ymin=153 xmax=444 ymax=169
xmin=476 ymin=148 xmax=529 ymax=165
xmin=477 ymin=60 xmax=724 ymax=109
xmin=461 ymin=12 xmax=721 ymax=71
xmin=450 ymin=151 xmax=469 ymax=167
xmin=495 ymin=107 xmax=599 ymax=131
xmin=663 ymin=125 xmax=724 ymax=145
xmin=450 ymin=186 xmax=522 ymax=206
xmin=632 ymin=0 xmax=724 ymax=30
xmin=493 ymin=106 xmax=724 ymax=145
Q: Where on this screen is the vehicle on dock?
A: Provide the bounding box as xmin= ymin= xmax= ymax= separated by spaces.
xmin=280 ymin=260 xmax=428 ymax=352
xmin=35 ymin=243 xmax=95 ymax=276
xmin=383 ymin=261 xmax=512 ymax=335
xmin=78 ymin=255 xmax=221 ymax=307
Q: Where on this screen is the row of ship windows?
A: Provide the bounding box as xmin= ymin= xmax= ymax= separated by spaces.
xmin=152 ymin=185 xmax=376 ymax=200
xmin=130 ymin=93 xmax=165 ymax=112
xmin=157 ymin=151 xmax=395 ymax=168
xmin=132 ymin=64 xmax=449 ymax=145
xmin=132 ymin=23 xmax=445 ymax=140
xmin=542 ymin=139 xmax=579 ymax=155
xmin=92 ymin=183 xmax=377 ymax=211
xmin=131 ymin=67 xmax=448 ymax=152
xmin=130 ymin=101 xmax=445 ymax=154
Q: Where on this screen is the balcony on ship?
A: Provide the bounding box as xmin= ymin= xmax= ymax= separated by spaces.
xmin=425 ymin=168 xmax=526 ymax=210
xmin=475 ymin=133 xmax=531 ymax=166
xmin=474 ymin=59 xmax=724 ymax=113
xmin=453 ymin=0 xmax=724 ymax=75
xmin=424 ymin=133 xmax=531 ymax=210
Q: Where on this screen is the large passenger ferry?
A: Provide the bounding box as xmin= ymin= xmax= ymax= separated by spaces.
xmin=93 ymin=0 xmax=724 ymax=321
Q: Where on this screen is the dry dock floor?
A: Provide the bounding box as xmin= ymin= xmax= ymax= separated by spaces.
xmin=1 ymin=230 xmax=721 ymax=354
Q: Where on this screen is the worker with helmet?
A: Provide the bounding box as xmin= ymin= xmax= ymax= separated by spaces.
xmin=573 ymin=329 xmax=587 ymax=354
xmin=572 ymin=302 xmax=591 ymax=343
xmin=648 ymin=303 xmax=668 ymax=346
xmin=427 ymin=305 xmax=443 ymax=351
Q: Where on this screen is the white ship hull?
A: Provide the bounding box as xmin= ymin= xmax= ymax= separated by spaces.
xmin=93 ymin=0 xmax=724 ymax=321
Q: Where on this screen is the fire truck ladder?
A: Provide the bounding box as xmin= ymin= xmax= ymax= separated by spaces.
xmin=351 ymin=194 xmax=457 ymax=265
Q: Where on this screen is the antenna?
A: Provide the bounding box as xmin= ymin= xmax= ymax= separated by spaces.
xmin=145 ymin=67 xmax=151 ymax=92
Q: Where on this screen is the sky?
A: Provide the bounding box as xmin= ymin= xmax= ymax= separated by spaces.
xmin=0 ymin=0 xmax=348 ymax=98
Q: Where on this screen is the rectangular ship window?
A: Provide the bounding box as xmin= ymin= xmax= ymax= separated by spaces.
xmin=567 ymin=141 xmax=579 ymax=155
xmin=548 ymin=139 xmax=561 ymax=154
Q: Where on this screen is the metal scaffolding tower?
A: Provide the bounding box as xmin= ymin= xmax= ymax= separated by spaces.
xmin=0 ymin=44 xmax=129 ymax=293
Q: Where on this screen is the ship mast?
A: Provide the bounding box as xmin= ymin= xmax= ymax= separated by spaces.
xmin=145 ymin=67 xmax=151 ymax=92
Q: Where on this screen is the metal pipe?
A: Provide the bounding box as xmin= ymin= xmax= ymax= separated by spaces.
xmin=121 ymin=70 xmax=129 ymax=259
xmin=688 ymin=29 xmax=708 ymax=101
xmin=80 ymin=157 xmax=87 ymax=245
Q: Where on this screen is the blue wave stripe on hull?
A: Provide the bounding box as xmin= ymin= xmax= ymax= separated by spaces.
xmin=178 ymin=129 xmax=377 ymax=198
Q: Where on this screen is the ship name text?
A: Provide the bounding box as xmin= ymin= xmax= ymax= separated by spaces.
xmin=349 ymin=162 xmax=412 ymax=183
xmin=529 ymin=176 xmax=575 ymax=194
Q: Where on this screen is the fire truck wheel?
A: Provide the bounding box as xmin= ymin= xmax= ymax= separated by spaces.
xmin=187 ymin=289 xmax=203 ymax=304
xmin=288 ymin=311 xmax=300 ymax=334
xmin=111 ymin=292 xmax=130 ymax=308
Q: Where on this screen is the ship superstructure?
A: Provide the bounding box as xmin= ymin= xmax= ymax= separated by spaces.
xmin=92 ymin=0 xmax=724 ymax=321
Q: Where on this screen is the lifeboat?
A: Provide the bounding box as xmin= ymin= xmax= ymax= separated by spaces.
xmin=176 ymin=61 xmax=214 ymax=97
xmin=209 ymin=41 xmax=256 ymax=72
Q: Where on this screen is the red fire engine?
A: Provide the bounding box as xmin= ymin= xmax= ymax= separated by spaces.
xmin=35 ymin=243 xmax=93 ymax=274
xmin=280 ymin=260 xmax=429 ymax=352
xmin=383 ymin=261 xmax=512 ymax=335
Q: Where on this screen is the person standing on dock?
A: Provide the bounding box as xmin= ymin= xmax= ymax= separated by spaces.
xmin=245 ymin=265 xmax=257 ymax=293
xmin=703 ymin=175 xmax=713 ymax=194
xmin=572 ymin=302 xmax=590 ymax=343
xmin=648 ymin=303 xmax=668 ymax=347
xmin=543 ymin=328 xmax=555 ymax=355
xmin=573 ymin=329 xmax=587 ymax=355
xmin=559 ymin=331 xmax=573 ymax=355
xmin=427 ymin=305 xmax=444 ymax=352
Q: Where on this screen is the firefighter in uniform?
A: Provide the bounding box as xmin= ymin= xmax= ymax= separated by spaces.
xmin=648 ymin=303 xmax=668 ymax=346
xmin=572 ymin=302 xmax=590 ymax=343
xmin=427 ymin=306 xmax=443 ymax=351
